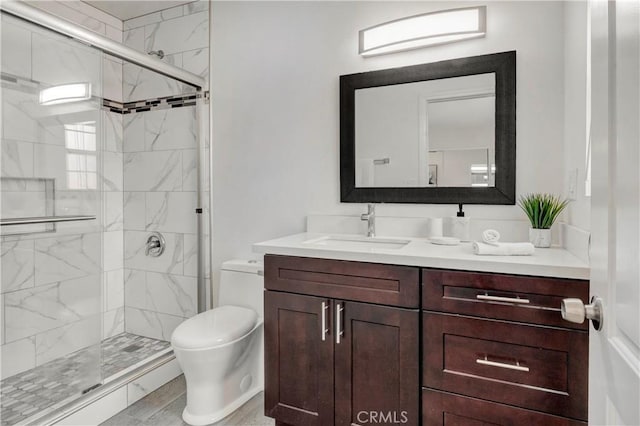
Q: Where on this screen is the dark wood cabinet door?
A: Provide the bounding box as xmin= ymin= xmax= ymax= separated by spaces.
xmin=265 ymin=291 xmax=334 ymax=426
xmin=335 ymin=301 xmax=419 ymax=426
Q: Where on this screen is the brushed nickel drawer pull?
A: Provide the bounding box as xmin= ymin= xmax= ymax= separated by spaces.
xmin=321 ymin=301 xmax=330 ymax=341
xmin=476 ymin=293 xmax=530 ymax=304
xmin=476 ymin=356 xmax=530 ymax=372
xmin=336 ymin=303 xmax=344 ymax=344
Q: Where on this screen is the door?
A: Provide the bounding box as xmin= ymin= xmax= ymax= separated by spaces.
xmin=334 ymin=301 xmax=419 ymax=426
xmin=1 ymin=12 xmax=103 ymax=422
xmin=264 ymin=291 xmax=334 ymax=426
xmin=589 ymin=1 xmax=640 ymax=424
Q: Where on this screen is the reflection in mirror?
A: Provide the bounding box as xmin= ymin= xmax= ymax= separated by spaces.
xmin=429 ymin=148 xmax=493 ymax=187
xmin=355 ymin=73 xmax=495 ymax=188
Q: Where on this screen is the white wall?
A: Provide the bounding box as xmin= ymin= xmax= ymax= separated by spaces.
xmin=563 ymin=1 xmax=591 ymax=231
xmin=356 ymin=83 xmax=424 ymax=187
xmin=211 ymin=1 xmax=572 ymax=292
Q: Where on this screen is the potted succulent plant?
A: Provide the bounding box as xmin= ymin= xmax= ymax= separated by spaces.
xmin=518 ymin=193 xmax=570 ymax=248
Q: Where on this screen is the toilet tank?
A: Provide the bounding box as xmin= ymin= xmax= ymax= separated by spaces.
xmin=219 ymin=259 xmax=264 ymax=318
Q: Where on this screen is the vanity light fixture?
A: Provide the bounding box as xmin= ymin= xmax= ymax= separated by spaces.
xmin=359 ymin=6 xmax=486 ymax=57
xmin=39 ymin=83 xmax=91 ymax=106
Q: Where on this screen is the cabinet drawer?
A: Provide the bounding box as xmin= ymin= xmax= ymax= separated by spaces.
xmin=422 ymin=269 xmax=589 ymax=329
xmin=423 ymin=389 xmax=586 ymax=426
xmin=423 ymin=312 xmax=588 ymax=420
xmin=265 ymin=255 xmax=419 ymax=308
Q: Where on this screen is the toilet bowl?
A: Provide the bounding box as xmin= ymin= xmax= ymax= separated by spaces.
xmin=171 ymin=260 xmax=264 ymax=426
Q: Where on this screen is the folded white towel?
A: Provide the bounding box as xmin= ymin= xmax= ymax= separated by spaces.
xmin=473 ymin=241 xmax=535 ymax=256
xmin=482 ymin=229 xmax=501 ymax=245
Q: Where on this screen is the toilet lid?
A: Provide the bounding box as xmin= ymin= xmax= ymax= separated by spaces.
xmin=171 ymin=305 xmax=258 ymax=349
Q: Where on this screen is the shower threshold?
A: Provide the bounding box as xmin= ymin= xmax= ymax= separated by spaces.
xmin=1 ymin=333 xmax=171 ymax=426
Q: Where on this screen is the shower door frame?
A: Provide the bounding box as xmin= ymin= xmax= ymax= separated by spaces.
xmin=0 ymin=0 xmax=209 ymax=315
xmin=0 ymin=2 xmax=211 ymax=424
xmin=0 ymin=1 xmax=206 ymax=88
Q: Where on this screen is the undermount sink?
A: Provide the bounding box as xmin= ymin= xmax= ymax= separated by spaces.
xmin=302 ymin=235 xmax=410 ymax=250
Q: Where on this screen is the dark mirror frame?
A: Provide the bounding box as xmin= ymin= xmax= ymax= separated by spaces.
xmin=340 ymin=51 xmax=516 ymax=205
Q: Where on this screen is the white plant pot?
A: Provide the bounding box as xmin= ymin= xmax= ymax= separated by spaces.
xmin=529 ymin=228 xmax=552 ymax=248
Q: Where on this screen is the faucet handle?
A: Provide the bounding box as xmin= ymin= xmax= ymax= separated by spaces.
xmin=361 ymin=203 xmax=375 ymax=220
xmin=362 ymin=203 xmax=376 ymax=238
xmin=145 ymin=232 xmax=165 ymax=257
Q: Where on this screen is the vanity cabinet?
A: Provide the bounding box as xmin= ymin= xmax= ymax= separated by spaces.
xmin=264 ymin=255 xmax=420 ymax=426
xmin=263 ymin=255 xmax=589 ymax=426
xmin=422 ymin=269 xmax=589 ymax=425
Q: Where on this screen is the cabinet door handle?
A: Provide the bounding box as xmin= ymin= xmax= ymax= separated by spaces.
xmin=476 ymin=293 xmax=530 ymax=304
xmin=476 ymin=356 xmax=530 ymax=372
xmin=336 ymin=303 xmax=344 ymax=344
xmin=321 ymin=301 xmax=330 ymax=341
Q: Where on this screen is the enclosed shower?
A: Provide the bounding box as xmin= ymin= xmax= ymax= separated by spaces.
xmin=0 ymin=2 xmax=210 ymax=424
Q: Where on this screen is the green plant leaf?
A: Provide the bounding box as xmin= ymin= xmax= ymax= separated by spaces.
xmin=518 ymin=193 xmax=569 ymax=229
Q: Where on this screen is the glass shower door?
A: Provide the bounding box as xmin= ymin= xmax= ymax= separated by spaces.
xmin=1 ymin=13 xmax=104 ymax=424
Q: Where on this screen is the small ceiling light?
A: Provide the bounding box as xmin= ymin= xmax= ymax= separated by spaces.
xmin=39 ymin=83 xmax=91 ymax=106
xmin=359 ymin=6 xmax=487 ymax=57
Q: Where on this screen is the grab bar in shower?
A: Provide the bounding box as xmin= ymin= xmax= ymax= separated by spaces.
xmin=0 ymin=215 xmax=96 ymax=226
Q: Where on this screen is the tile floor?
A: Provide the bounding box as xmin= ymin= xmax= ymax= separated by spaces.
xmin=1 ymin=333 xmax=169 ymax=426
xmin=101 ymin=375 xmax=274 ymax=426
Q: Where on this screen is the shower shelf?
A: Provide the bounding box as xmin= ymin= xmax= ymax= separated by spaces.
xmin=0 ymin=215 xmax=96 ymax=226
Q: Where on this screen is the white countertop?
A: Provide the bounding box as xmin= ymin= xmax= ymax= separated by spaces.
xmin=253 ymin=233 xmax=590 ymax=280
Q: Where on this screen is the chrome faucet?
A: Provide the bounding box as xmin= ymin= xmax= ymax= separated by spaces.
xmin=361 ymin=204 xmax=376 ymax=237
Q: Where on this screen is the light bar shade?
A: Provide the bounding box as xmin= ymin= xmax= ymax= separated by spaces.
xmin=39 ymin=83 xmax=91 ymax=106
xmin=359 ymin=6 xmax=486 ymax=57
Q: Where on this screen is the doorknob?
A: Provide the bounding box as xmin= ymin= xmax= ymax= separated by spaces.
xmin=561 ymin=296 xmax=603 ymax=331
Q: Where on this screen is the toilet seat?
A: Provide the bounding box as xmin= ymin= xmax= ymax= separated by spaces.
xmin=172 ymin=305 xmax=258 ymax=350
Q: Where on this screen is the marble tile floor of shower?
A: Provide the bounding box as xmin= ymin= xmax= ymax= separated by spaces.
xmin=1 ymin=333 xmax=170 ymax=426
xmin=101 ymin=375 xmax=274 ymax=426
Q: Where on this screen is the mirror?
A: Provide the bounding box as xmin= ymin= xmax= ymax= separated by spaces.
xmin=340 ymin=51 xmax=515 ymax=204
xmin=355 ymin=73 xmax=495 ymax=188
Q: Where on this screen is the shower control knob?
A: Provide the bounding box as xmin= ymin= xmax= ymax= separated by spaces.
xmin=145 ymin=232 xmax=165 ymax=257
xmin=561 ymin=296 xmax=603 ymax=331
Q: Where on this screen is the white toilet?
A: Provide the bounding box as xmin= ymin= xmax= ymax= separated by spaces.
xmin=171 ymin=259 xmax=264 ymax=426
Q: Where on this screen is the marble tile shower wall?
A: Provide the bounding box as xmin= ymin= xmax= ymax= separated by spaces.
xmin=121 ymin=1 xmax=210 ymax=341
xmin=1 ymin=1 xmax=210 ymax=382
xmin=102 ymin=109 xmax=125 ymax=344
xmin=0 ymin=6 xmax=124 ymax=381
xmin=122 ymin=106 xmax=200 ymax=341
xmin=123 ymin=1 xmax=209 ymax=102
